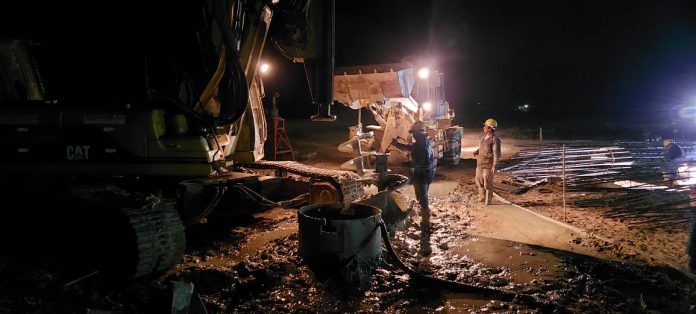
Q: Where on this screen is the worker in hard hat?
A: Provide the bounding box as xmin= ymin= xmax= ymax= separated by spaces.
xmin=391 ymin=120 xmax=436 ymax=235
xmin=473 ymin=118 xmax=501 ymax=205
xmin=661 ymin=138 xmax=685 ymax=185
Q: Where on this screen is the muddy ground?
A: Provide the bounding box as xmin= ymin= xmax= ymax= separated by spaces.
xmin=492 ymin=172 xmax=692 ymax=271
xmin=1 ymin=118 xmax=696 ymax=313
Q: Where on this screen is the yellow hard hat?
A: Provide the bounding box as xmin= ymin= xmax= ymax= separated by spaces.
xmin=484 ymin=118 xmax=498 ymax=129
xmin=663 ymin=138 xmax=671 ymax=147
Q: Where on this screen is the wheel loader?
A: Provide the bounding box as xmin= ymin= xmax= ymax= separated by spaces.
xmin=333 ymin=62 xmax=463 ymax=173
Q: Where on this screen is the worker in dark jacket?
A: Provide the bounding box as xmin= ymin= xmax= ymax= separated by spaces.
xmin=391 ymin=121 xmax=435 ymax=234
xmin=662 ymin=138 xmax=685 ymax=185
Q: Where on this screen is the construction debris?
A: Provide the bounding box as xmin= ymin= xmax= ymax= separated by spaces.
xmin=510 ymin=178 xmax=549 ymax=195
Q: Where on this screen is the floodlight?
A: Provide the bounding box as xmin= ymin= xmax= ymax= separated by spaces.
xmin=418 ymin=68 xmax=430 ymax=80
xmin=260 ymin=63 xmax=270 ymax=74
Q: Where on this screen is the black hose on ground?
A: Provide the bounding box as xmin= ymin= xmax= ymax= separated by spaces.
xmin=184 ymin=186 xmax=226 ymax=228
xmin=377 ymin=220 xmax=558 ymax=312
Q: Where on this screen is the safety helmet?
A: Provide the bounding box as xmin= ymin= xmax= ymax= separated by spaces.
xmin=663 ymin=138 xmax=671 ymax=147
xmin=484 ymin=118 xmax=498 ymax=129
xmin=409 ymin=121 xmax=426 ymax=133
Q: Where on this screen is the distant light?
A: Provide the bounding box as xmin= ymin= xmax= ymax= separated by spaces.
xmin=260 ymin=63 xmax=270 ymax=74
xmin=418 ymin=68 xmax=430 ymax=80
xmin=677 ymin=105 xmax=696 ymax=122
xmin=271 ymin=0 xmax=280 ymax=3
xmin=516 ymin=103 xmax=530 ymax=112
xmin=422 ymin=102 xmax=432 ymax=111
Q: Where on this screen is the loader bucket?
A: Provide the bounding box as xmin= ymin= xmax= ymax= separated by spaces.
xmin=333 ymin=62 xmax=416 ymax=110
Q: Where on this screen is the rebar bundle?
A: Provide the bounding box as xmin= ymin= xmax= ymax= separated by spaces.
xmin=501 ymin=141 xmax=696 ymax=229
xmin=501 ymin=144 xmax=635 ymax=185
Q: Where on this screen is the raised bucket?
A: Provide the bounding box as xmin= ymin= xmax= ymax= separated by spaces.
xmin=298 ymin=203 xmax=382 ymax=263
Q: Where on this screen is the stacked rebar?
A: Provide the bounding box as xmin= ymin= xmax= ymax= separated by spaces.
xmin=501 ymin=144 xmax=634 ymax=185
xmin=501 ymin=141 xmax=696 ymax=229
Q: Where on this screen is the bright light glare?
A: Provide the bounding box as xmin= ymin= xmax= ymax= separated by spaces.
xmin=676 ymin=165 xmax=696 ymax=186
xmin=677 ymin=106 xmax=696 ymax=122
xmin=418 ymin=68 xmax=430 ymax=80
xmin=260 ymin=63 xmax=270 ymax=74
xmin=422 ymin=102 xmax=432 ymax=111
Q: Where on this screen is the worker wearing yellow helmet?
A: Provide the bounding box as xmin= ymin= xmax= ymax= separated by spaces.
xmin=473 ymin=118 xmax=501 ymax=205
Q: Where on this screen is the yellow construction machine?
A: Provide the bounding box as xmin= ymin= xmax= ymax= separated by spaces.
xmin=333 ymin=62 xmax=463 ymax=173
xmin=0 ymin=0 xmax=368 ymax=279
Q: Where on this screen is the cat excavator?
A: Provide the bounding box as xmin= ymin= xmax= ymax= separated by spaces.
xmin=0 ymin=0 xmax=366 ymax=279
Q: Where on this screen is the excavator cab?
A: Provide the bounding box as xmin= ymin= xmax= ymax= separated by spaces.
xmin=0 ymin=0 xmax=340 ymax=175
xmin=0 ymin=0 xmax=263 ymax=176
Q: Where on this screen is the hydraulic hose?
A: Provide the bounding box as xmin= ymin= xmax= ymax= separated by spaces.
xmin=377 ymin=220 xmax=558 ymax=311
xmin=184 ymin=186 xmax=227 ymax=228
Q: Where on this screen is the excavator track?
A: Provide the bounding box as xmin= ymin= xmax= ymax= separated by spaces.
xmin=123 ymin=202 xmax=186 ymax=278
xmin=65 ymin=184 xmax=186 ymax=279
xmin=236 ymin=161 xmax=365 ymax=203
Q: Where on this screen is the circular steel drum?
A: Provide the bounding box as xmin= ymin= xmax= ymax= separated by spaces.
xmin=298 ymin=203 xmax=382 ymax=262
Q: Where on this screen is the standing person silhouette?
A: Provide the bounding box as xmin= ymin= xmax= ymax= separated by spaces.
xmin=391 ymin=121 xmax=435 ymax=235
xmin=473 ymin=118 xmax=501 ymax=205
xmin=661 ymin=138 xmax=685 ymax=186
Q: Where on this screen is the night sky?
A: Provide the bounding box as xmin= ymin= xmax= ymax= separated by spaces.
xmin=264 ymin=0 xmax=696 ymax=129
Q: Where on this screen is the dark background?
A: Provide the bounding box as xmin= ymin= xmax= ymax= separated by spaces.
xmin=263 ymin=0 xmax=696 ymax=137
